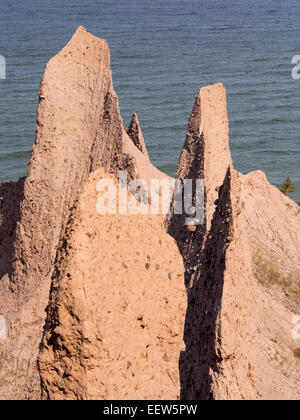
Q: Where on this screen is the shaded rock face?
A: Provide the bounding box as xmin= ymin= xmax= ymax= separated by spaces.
xmin=179 ymin=167 xmax=233 ymax=400
xmin=167 ymin=84 xmax=232 ymax=289
xmin=0 ymin=179 xmax=24 ymax=278
xmin=0 ymin=26 xmax=299 ymax=401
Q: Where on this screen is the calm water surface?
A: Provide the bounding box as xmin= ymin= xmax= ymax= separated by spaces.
xmin=0 ymin=0 xmax=299 ymax=201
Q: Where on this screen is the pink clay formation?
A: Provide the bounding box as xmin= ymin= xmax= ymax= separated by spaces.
xmin=0 ymin=27 xmax=299 ymax=400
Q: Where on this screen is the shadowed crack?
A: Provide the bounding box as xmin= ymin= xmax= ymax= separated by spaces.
xmin=168 ymin=167 xmax=233 ymax=400
xmin=179 ymin=168 xmax=233 ymax=400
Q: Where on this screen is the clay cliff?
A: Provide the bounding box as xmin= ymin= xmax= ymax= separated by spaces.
xmin=0 ymin=27 xmax=299 ymax=400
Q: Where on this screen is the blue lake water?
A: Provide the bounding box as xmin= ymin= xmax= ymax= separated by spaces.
xmin=0 ymin=0 xmax=299 ymax=202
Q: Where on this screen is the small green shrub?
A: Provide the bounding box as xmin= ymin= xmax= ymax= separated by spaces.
xmin=280 ymin=177 xmax=295 ymax=195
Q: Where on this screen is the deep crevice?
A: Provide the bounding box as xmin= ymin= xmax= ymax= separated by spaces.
xmin=169 ymin=167 xmax=233 ymax=400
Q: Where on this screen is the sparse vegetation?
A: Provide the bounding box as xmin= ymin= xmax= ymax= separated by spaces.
xmin=279 ymin=177 xmax=295 ymax=195
xmin=279 ymin=177 xmax=300 ymax=209
xmin=285 ymin=202 xmax=300 ymax=216
xmin=253 ymin=252 xmax=300 ymax=306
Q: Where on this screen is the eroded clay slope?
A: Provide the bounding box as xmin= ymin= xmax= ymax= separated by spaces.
xmin=38 ymin=168 xmax=186 ymax=400
xmin=214 ymin=171 xmax=300 ymax=400
xmin=241 ymin=170 xmax=300 ymax=275
xmin=179 ymin=168 xmax=300 ymax=400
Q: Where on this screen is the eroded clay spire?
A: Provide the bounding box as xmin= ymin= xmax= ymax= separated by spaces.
xmin=127 ymin=112 xmax=150 ymax=160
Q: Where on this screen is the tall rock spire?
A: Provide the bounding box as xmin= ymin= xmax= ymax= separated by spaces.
xmin=167 ymin=83 xmax=232 ymax=288
xmin=0 ymin=26 xmax=167 ymax=399
xmin=127 ymin=112 xmax=150 ymax=160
